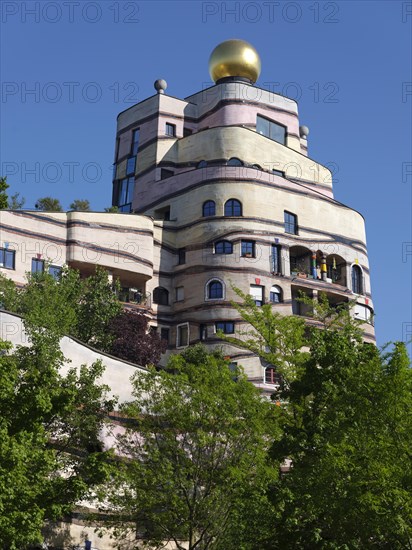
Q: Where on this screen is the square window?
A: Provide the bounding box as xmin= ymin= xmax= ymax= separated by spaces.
xmin=165 ymin=123 xmax=176 ymax=137
xmin=161 ymin=328 xmax=170 ymax=343
xmin=49 ymin=265 xmax=62 ymax=280
xmin=250 ymin=285 xmax=264 ymax=306
xmin=284 ymin=211 xmax=298 ymax=235
xmin=0 ymin=248 xmax=15 ymax=270
xmin=175 ymin=286 xmax=184 ymax=302
xmin=177 ymin=323 xmax=189 ymax=347
xmin=241 ymin=240 xmax=255 ymax=258
xmin=215 ymin=321 xmax=235 ymax=334
xmin=178 ymin=248 xmax=186 ymax=265
xmin=31 ymin=258 xmax=44 ymax=274
xmin=256 ymin=115 xmax=286 ymax=145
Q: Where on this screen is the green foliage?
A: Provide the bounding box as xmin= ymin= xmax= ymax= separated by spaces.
xmin=220 ymin=285 xmax=308 ymax=385
xmin=98 ymin=345 xmax=279 ymax=550
xmin=9 ymin=192 xmax=26 ymax=209
xmin=104 ymin=205 xmax=119 ymax=213
xmin=0 ymin=332 xmax=114 ymax=548
xmin=73 ymin=266 xmax=122 ymax=350
xmin=70 ymin=199 xmax=91 ymax=211
xmin=35 ymin=197 xmax=64 ymax=212
xmin=0 ymin=176 xmax=9 ymax=209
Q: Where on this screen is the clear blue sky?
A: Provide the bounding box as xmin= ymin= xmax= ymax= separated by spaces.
xmin=1 ymin=0 xmax=411 ymax=351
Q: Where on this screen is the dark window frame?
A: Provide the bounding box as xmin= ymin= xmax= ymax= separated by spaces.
xmin=208 ymin=280 xmax=223 ymax=300
xmin=215 ymin=321 xmax=235 ymax=334
xmin=224 ymin=199 xmax=242 ymax=217
xmin=241 ymin=240 xmax=255 ymax=258
xmin=215 ymin=240 xmax=233 ymax=254
xmin=165 ymin=123 xmax=176 ymax=137
xmin=178 ymin=248 xmax=186 ymax=265
xmin=351 ymin=265 xmax=364 ymax=295
xmin=284 ymin=211 xmax=298 ymax=235
xmin=202 ymin=200 xmax=216 ymax=217
xmin=256 ymin=115 xmax=287 ymax=145
xmin=153 ymin=286 xmax=169 ymax=306
xmin=31 ymin=258 xmax=45 ymax=274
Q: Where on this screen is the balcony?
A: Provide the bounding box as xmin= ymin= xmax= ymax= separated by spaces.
xmin=118 ymin=288 xmax=152 ymax=309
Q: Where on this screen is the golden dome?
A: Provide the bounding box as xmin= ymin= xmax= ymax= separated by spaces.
xmin=209 ymin=39 xmax=261 ymax=84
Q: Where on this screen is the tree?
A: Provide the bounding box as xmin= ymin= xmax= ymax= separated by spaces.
xmin=108 ymin=310 xmax=167 ymax=366
xmin=0 ymin=332 xmax=114 ymax=548
xmin=98 ymin=345 xmax=279 ymax=549
xmin=8 ymin=192 xmax=26 ymax=209
xmin=0 ymin=176 xmax=9 ymax=208
xmin=70 ymin=199 xmax=91 ymax=211
xmin=228 ymin=291 xmax=412 ymax=548
xmin=73 ymin=266 xmax=122 ymax=350
xmin=35 ymin=197 xmax=64 ymax=212
xmin=105 ymin=205 xmax=119 ymax=213
xmin=218 ymin=285 xmax=308 ymax=386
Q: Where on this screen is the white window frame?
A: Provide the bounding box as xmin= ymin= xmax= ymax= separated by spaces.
xmin=205 ymin=277 xmax=225 ymax=301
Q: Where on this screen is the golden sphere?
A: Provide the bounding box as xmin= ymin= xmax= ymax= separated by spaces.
xmin=209 ymin=39 xmax=261 ymax=84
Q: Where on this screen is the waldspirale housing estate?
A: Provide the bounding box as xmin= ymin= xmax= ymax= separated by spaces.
xmin=0 ymin=39 xmax=375 ymax=392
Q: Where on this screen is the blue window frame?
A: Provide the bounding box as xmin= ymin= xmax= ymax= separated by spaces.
xmin=215 ymin=240 xmax=233 ymax=254
xmin=126 ymin=156 xmax=136 ymax=175
xmin=49 ymin=265 xmax=62 ymax=280
xmin=203 ymin=200 xmax=216 ymax=217
xmin=118 ymin=177 xmax=134 ymax=211
xmin=224 ymin=199 xmax=242 ymax=217
xmin=0 ymin=248 xmax=15 ymax=270
xmin=131 ymin=129 xmax=140 ymax=156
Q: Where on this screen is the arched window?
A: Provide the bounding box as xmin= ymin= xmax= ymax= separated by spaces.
xmin=207 ymin=280 xmax=223 ymax=300
xmin=153 ymin=286 xmax=169 ymax=305
xmin=224 ymin=199 xmax=242 ymax=217
xmin=270 ymin=285 xmax=282 ymax=303
xmin=351 ymin=265 xmax=364 ymax=295
xmin=215 ymin=240 xmax=233 ymax=254
xmin=251 ymin=164 xmax=262 ymax=170
xmin=202 ymin=200 xmax=216 ymax=217
xmin=197 ymin=160 xmax=207 ymax=168
xmin=227 ymin=157 xmax=243 ymax=166
xmin=265 ymin=367 xmax=281 ymax=385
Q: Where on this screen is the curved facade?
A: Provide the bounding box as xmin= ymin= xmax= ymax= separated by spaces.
xmin=112 ymin=63 xmax=375 ymax=388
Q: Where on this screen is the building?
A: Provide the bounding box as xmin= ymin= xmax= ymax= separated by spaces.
xmin=0 ymin=39 xmax=375 ymax=393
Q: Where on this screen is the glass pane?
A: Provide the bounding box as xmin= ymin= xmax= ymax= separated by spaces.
xmin=256 ymin=116 xmax=270 ymax=137
xmin=119 ymin=179 xmax=128 ymax=205
xmin=5 ymin=250 xmax=14 ymax=269
xmin=126 ymin=177 xmax=135 ymax=204
xmin=126 ymin=156 xmax=136 ymax=175
xmin=49 ymin=265 xmax=62 ymax=279
xmin=270 ymin=122 xmax=286 ymax=144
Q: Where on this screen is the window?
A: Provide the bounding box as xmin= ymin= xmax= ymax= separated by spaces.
xmin=215 ymin=240 xmax=233 ymax=254
xmin=178 ymin=248 xmax=186 ymax=265
xmin=183 ymin=127 xmax=193 ymax=137
xmin=256 ymin=115 xmax=286 ymax=145
xmin=224 ymin=199 xmax=242 ymax=216
xmin=160 ymin=328 xmax=170 ymax=343
xmin=118 ymin=177 xmax=134 ymax=212
xmin=284 ymin=211 xmax=298 ymax=235
xmin=112 ymin=164 xmax=117 ymax=181
xmin=115 ymin=137 xmax=120 ymax=160
xmin=126 ymin=156 xmax=136 ymax=175
xmin=165 ymin=123 xmax=176 ymax=137
xmin=351 ymin=265 xmax=364 ymax=295
xmin=241 ymin=240 xmax=255 ymax=258
xmin=155 ymin=206 xmax=171 ymax=221
xmin=197 ymin=160 xmax=207 ymax=168
xmin=161 ymin=168 xmax=174 ymax=180
xmin=250 ymin=285 xmax=264 ymax=306
xmin=131 ymin=129 xmax=140 ymax=156
xmin=271 ymin=244 xmax=282 ymax=274
xmin=215 ymin=321 xmax=235 ymax=334
xmin=175 ymin=286 xmax=184 ymax=302
xmin=153 ymin=286 xmax=169 ymax=305
xmin=227 ymin=157 xmax=243 ymax=166
xmin=49 ymin=265 xmax=62 ymax=280
xmin=272 ymin=169 xmax=285 ymax=177
xmin=265 ymin=366 xmax=281 ymax=385
xmin=270 ymin=285 xmax=282 ymax=303
xmin=203 ymin=200 xmax=216 ymax=217
xmin=31 ymin=258 xmax=44 ymax=274
xmin=177 ymin=323 xmax=189 ymax=347
xmin=0 ymin=248 xmax=15 ymax=270
xmin=207 ymin=280 xmax=223 ymax=300
xmin=199 ymin=324 xmax=207 ymax=341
